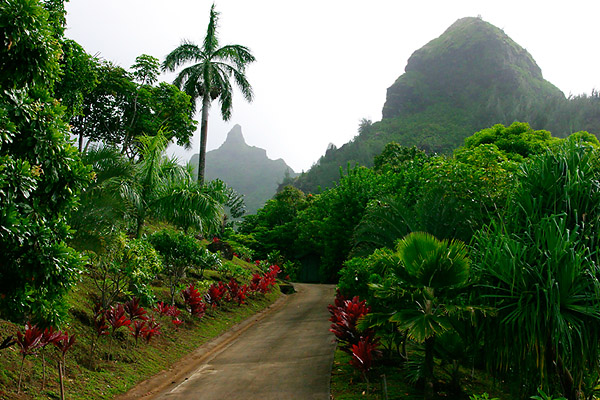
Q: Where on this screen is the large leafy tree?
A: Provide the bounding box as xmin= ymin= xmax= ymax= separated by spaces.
xmin=162 ymin=3 xmax=255 ymax=184
xmin=0 ymin=0 xmax=91 ymax=324
xmin=71 ymin=55 xmax=197 ymax=157
xmin=53 ymin=39 xmax=100 ymax=151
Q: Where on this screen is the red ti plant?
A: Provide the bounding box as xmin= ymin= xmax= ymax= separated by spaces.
xmin=226 ymin=279 xmax=248 ymax=305
xmin=328 ymin=293 xmax=373 ymax=354
xmin=154 ymin=301 xmax=181 ymax=318
xmin=105 ymin=304 xmax=131 ymax=360
xmin=40 ymin=326 xmax=64 ymax=390
xmin=105 ymin=303 xmax=132 ymax=333
xmin=143 ymin=317 xmax=161 ymax=343
xmin=182 ymin=284 xmax=206 ymax=318
xmin=90 ymin=303 xmax=109 ymax=367
xmin=171 ymin=318 xmax=183 ymax=330
xmin=53 ymin=331 xmax=76 ymax=400
xmin=129 ymin=320 xmax=148 ymax=346
xmin=16 ymin=323 xmax=44 ymax=393
xmin=350 ymin=336 xmax=381 ymax=387
xmin=249 ymin=273 xmax=262 ymax=292
xmin=205 ymin=282 xmax=227 ymax=308
xmin=124 ymin=297 xmax=148 ymax=321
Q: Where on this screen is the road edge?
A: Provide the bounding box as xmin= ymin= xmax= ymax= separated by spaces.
xmin=115 ymin=289 xmax=293 ymax=399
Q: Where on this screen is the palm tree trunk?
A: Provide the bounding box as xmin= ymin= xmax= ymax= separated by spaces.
xmin=424 ymin=336 xmax=435 ymax=400
xmin=197 ymin=95 xmax=211 ymax=185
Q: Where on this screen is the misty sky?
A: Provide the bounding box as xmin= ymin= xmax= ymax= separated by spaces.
xmin=64 ymin=1 xmax=600 ymax=173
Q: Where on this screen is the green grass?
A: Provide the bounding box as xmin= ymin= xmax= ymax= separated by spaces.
xmin=330 ymin=347 xmax=510 ymax=400
xmin=0 ymin=261 xmax=281 ymax=400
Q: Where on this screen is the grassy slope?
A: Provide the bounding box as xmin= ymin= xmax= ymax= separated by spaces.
xmin=0 ymin=260 xmax=281 ymax=400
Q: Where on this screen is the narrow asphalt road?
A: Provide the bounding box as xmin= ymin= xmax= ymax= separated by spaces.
xmin=153 ymin=283 xmax=336 ymax=400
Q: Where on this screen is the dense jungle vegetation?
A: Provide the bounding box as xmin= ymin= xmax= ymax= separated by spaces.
xmin=2 ymin=1 xmax=600 ymax=399
xmin=240 ymin=123 xmax=600 ymax=399
xmin=0 ymin=1 xmax=285 ymax=398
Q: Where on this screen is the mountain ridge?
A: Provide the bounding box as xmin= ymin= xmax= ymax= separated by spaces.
xmin=191 ymin=125 xmax=297 ymax=214
xmin=291 ymin=16 xmax=597 ymax=193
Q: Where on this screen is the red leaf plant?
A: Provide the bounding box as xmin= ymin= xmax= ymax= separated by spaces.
xmin=90 ymin=303 xmax=110 ymax=367
xmin=328 ymin=293 xmax=374 ymax=354
xmin=249 ymin=268 xmax=278 ymax=295
xmin=16 ymin=322 xmax=44 ymax=393
xmin=129 ymin=320 xmax=148 ymax=346
xmin=40 ymin=326 xmax=64 ymax=390
xmin=350 ymin=336 xmax=381 ymax=385
xmin=143 ymin=317 xmax=161 ymax=343
xmin=154 ymin=301 xmax=181 ymax=318
xmin=105 ymin=304 xmax=131 ymax=360
xmin=205 ymin=282 xmax=227 ymax=308
xmin=93 ymin=303 xmax=109 ymax=337
xmin=226 ymin=279 xmax=248 ymax=305
xmin=105 ymin=304 xmax=132 ymax=333
xmin=171 ymin=318 xmax=184 ymax=330
xmin=124 ymin=297 xmax=149 ymax=321
xmin=182 ymin=284 xmax=207 ymax=318
xmin=249 ymin=274 xmax=262 ymax=292
xmin=267 ymin=265 xmax=281 ymax=280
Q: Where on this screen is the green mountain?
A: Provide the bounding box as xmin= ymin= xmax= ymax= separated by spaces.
xmin=292 ymin=17 xmax=598 ymax=193
xmin=191 ymin=125 xmax=297 ymax=214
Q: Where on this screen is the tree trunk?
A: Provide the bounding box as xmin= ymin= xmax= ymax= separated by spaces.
xmin=197 ymin=95 xmax=211 ymax=185
xmin=58 ymin=359 xmax=65 ymax=400
xmin=546 ymin=338 xmax=578 ymax=400
xmin=135 ymin=213 xmax=145 ymax=239
xmin=424 ymin=336 xmax=435 ymax=400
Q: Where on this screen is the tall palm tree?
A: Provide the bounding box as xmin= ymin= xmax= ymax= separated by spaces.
xmin=162 ymin=4 xmax=255 ymax=184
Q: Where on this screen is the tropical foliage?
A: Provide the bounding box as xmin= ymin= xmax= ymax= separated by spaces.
xmin=242 ymin=122 xmax=600 ymax=399
xmin=0 ymin=0 xmax=91 ymax=325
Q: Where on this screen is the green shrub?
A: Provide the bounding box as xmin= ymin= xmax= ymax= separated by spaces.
xmin=89 ymin=233 xmax=162 ymax=308
xmin=148 ymin=229 xmax=206 ymax=304
xmin=217 ymin=260 xmax=250 ymax=280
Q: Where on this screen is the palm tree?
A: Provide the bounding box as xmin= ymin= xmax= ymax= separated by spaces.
xmin=162 ymin=4 xmax=255 ymax=184
xmin=70 ymin=131 xmax=226 ymax=244
xmin=127 ymin=132 xmax=224 ymax=238
xmin=374 ymin=232 xmax=471 ymax=400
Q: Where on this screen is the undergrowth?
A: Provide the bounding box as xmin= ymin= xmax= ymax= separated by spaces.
xmin=0 ymin=262 xmax=281 ymax=400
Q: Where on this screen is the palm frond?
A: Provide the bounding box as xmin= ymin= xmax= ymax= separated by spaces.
xmin=213 ymin=44 xmax=256 ymax=69
xmin=203 ymin=4 xmax=220 ymax=55
xmin=162 ymin=41 xmax=203 ymax=72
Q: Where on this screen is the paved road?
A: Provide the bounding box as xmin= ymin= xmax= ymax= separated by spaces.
xmin=154 ymin=283 xmax=336 ymax=400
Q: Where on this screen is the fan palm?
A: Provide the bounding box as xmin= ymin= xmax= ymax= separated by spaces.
xmin=373 ymin=232 xmax=471 ymax=400
xmin=162 ymin=4 xmax=255 ymax=184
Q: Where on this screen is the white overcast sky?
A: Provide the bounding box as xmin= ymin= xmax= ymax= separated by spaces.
xmin=65 ymin=1 xmax=600 ymax=173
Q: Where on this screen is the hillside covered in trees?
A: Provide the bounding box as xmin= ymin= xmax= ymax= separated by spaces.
xmin=292 ymin=17 xmax=600 ymax=193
